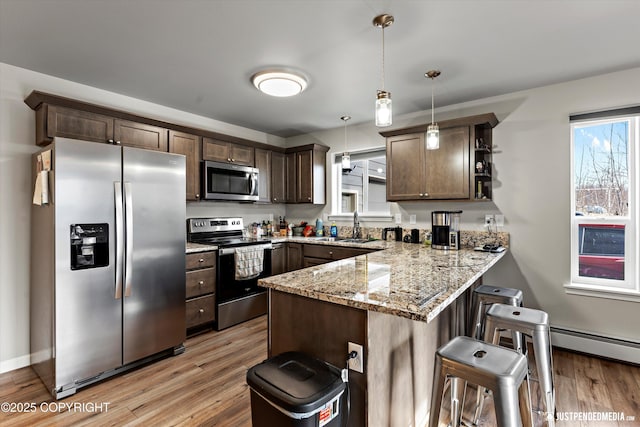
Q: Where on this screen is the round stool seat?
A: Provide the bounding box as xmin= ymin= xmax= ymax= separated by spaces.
xmin=429 ymin=336 xmax=533 ymax=427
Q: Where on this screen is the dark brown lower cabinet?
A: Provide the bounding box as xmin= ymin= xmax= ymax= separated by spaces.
xmin=185 ymin=251 xmax=216 ymax=333
xmin=287 ymin=243 xmax=303 ymax=272
xmin=271 ymin=243 xmax=287 ymax=276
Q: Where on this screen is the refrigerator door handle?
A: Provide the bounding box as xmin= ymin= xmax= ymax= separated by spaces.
xmin=124 ymin=182 xmax=133 ymax=297
xmin=114 ymin=182 xmax=124 ymax=299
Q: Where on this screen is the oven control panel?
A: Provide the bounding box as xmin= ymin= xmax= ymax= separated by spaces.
xmin=187 ymin=217 xmax=244 ymax=234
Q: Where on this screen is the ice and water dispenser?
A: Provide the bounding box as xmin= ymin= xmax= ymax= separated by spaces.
xmin=70 ymin=224 xmax=109 ymax=270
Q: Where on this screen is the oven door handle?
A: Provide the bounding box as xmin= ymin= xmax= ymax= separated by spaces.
xmin=219 ymin=243 xmax=272 ymax=256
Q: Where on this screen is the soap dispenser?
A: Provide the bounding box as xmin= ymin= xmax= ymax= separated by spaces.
xmin=330 ymin=221 xmax=338 ymax=237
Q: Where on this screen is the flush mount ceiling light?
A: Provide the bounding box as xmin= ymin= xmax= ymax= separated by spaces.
xmin=341 ymin=115 xmax=352 ymax=173
xmin=373 ymin=14 xmax=394 ymax=127
xmin=251 ymin=70 xmax=308 ymax=97
xmin=425 ymin=70 xmax=441 ymax=150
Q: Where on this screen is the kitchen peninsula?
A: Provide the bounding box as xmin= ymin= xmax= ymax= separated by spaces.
xmin=258 ymin=240 xmax=506 ymax=427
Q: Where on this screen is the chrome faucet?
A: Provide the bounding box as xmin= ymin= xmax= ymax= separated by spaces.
xmin=352 ymin=211 xmax=362 ymax=239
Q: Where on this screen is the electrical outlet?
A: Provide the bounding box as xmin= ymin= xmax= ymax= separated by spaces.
xmin=268 ymin=214 xmax=274 ymax=222
xmin=485 ymin=214 xmax=494 ymax=225
xmin=494 ymin=214 xmax=504 ymax=227
xmin=410 ymin=214 xmax=416 ymax=224
xmin=395 ymin=214 xmax=402 ymax=224
xmin=348 ymin=342 xmax=364 ymax=373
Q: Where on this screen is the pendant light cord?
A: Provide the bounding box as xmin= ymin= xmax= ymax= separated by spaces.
xmin=381 ymin=26 xmax=385 ymax=91
xmin=431 ymin=78 xmax=435 ymax=125
xmin=344 ymin=119 xmax=348 ymax=152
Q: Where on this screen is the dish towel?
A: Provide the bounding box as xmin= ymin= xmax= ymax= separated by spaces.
xmin=234 ymin=246 xmax=264 ymax=280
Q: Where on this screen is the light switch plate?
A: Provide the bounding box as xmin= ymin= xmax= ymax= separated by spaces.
xmin=495 ymin=214 xmax=505 ymax=227
xmin=410 ymin=214 xmax=416 ymax=224
xmin=395 ymin=214 xmax=402 ymax=224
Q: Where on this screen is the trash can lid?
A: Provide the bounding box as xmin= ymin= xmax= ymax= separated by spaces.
xmin=246 ymin=351 xmax=346 ymax=414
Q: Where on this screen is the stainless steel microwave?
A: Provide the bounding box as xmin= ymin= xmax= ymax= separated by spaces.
xmin=202 ymin=161 xmax=259 ymax=201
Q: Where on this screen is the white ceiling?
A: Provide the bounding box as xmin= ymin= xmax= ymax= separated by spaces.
xmin=2 ymin=0 xmax=640 ymax=137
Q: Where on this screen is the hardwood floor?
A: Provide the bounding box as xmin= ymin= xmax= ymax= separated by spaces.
xmin=1 ymin=316 xmax=639 ymax=426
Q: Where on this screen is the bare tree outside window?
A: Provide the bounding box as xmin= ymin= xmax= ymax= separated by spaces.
xmin=574 ymin=121 xmax=629 ymax=217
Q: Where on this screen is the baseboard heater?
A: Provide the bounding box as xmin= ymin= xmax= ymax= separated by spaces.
xmin=550 ymin=326 xmax=640 ymax=365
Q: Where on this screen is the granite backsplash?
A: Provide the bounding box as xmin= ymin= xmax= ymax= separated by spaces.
xmin=325 ymin=226 xmax=509 ymax=248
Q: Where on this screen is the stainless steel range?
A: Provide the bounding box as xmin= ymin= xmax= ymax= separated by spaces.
xmin=187 ymin=217 xmax=272 ymax=330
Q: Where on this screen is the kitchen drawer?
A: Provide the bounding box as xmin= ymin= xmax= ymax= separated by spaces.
xmin=186 ymin=251 xmax=216 ymax=270
xmin=303 ymin=244 xmax=371 ymax=261
xmin=186 ymin=295 xmax=216 ymax=329
xmin=186 ymin=268 xmax=216 ymax=298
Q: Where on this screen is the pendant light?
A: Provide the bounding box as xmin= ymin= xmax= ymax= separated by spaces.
xmin=341 ymin=115 xmax=352 ymax=172
xmin=373 ymin=14 xmax=394 ymax=127
xmin=425 ymin=70 xmax=441 ymax=150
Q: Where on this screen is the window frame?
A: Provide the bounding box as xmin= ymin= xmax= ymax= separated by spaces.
xmin=567 ymin=114 xmax=640 ymax=299
xmin=330 ymin=148 xmax=393 ymax=221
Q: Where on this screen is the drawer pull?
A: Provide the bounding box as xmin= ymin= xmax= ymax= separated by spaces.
xmin=199 ymin=308 xmax=205 ymax=314
xmin=199 ymin=258 xmax=204 ymax=263
xmin=199 ymin=280 xmax=205 ymax=286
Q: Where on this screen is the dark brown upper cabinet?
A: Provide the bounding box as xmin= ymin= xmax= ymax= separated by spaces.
xmin=381 ymin=113 xmax=498 ymax=202
xmin=254 ymin=148 xmax=272 ymax=203
xmin=169 ymin=130 xmax=201 ymax=201
xmin=202 ymin=137 xmax=254 ymax=166
xmin=285 ymin=144 xmax=328 ymax=204
xmin=114 ymin=119 xmax=168 ymax=151
xmin=271 ymin=151 xmax=286 ymax=204
xmin=34 ymin=104 xmax=168 ymax=151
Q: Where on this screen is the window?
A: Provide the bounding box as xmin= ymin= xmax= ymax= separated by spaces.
xmin=333 ymin=149 xmax=391 ymax=216
xmin=569 ymin=110 xmax=639 ymax=296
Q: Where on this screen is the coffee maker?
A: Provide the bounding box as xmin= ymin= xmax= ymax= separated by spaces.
xmin=431 ymin=210 xmax=462 ymax=250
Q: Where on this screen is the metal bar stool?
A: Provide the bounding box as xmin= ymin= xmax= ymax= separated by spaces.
xmin=429 ymin=336 xmax=533 ymax=427
xmin=470 ymin=284 xmax=524 ymax=352
xmin=484 ymin=303 xmax=556 ymax=426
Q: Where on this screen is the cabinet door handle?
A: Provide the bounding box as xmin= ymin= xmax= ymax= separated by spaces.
xmin=307 ymin=197 xmax=311 ymax=201
xmin=227 ymin=158 xmax=231 ymax=162
xmin=231 ymin=158 xmax=235 ymax=162
xmin=424 ymin=192 xmax=429 ymax=197
xmin=273 ymin=198 xmax=277 ymax=202
xmin=115 ymin=140 xmax=121 ymax=145
xmin=195 ymin=194 xmax=200 ymax=199
xmin=108 ymin=139 xmax=114 ymax=144
xmin=419 ymin=193 xmax=424 ymax=197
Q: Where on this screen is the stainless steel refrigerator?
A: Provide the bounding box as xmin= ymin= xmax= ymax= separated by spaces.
xmin=30 ymin=137 xmax=186 ymax=399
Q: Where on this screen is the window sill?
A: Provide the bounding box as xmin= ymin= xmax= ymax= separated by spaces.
xmin=564 ymin=282 xmax=640 ymax=302
xmin=328 ymin=214 xmax=394 ymax=222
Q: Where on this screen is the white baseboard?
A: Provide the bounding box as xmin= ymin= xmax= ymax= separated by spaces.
xmin=0 ymin=355 xmax=31 ymax=374
xmin=551 ymin=326 xmax=640 ymax=365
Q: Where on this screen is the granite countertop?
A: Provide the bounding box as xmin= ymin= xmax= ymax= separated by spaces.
xmin=186 ymin=242 xmax=218 ymax=253
xmin=258 ymin=242 xmax=506 ymax=323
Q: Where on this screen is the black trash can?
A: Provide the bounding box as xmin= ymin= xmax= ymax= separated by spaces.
xmin=246 ymin=351 xmax=347 ymax=427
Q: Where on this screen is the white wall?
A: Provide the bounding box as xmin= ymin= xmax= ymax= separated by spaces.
xmin=0 ymin=63 xmax=285 ymax=373
xmin=286 ymin=67 xmax=640 ymax=346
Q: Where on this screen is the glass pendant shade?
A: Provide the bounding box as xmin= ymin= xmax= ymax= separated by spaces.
xmin=426 ymin=124 xmax=439 ymax=150
xmin=375 ymin=91 xmax=392 ymax=127
xmin=341 ymin=153 xmax=351 ymax=169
